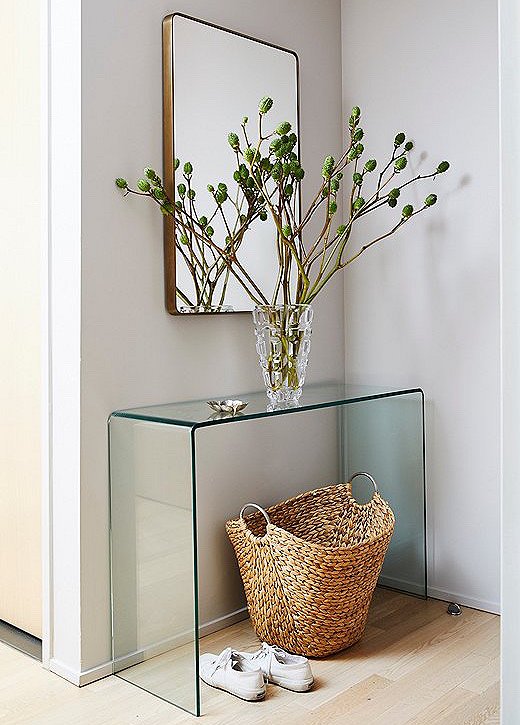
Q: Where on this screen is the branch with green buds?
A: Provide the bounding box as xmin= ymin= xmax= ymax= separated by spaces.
xmin=115 ymin=99 xmax=449 ymax=309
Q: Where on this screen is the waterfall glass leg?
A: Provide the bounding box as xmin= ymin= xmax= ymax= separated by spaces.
xmin=109 ymin=416 xmax=200 ymax=716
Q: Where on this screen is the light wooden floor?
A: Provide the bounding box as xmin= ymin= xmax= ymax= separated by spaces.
xmin=0 ymin=590 xmax=499 ymax=724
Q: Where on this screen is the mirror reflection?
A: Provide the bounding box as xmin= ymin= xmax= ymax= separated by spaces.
xmin=164 ymin=14 xmax=299 ymax=314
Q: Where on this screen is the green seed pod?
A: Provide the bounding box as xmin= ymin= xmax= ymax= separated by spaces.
xmin=394 ymin=132 xmax=406 ymax=147
xmin=233 ymin=170 xmax=241 ymax=182
xmin=153 ymin=188 xmax=166 ymax=201
xmin=353 ymin=128 xmax=364 ymax=142
xmin=353 ymin=197 xmax=365 ymax=211
xmin=183 ymin=162 xmax=193 ymax=176
xmin=353 ymin=172 xmax=363 ymax=186
xmin=180 ymin=234 xmax=189 ymax=245
xmin=240 ymin=214 xmax=247 ymax=225
xmin=240 ymin=165 xmax=249 ymax=180
xmin=259 ymin=96 xmax=274 ymax=114
xmin=404 ymin=141 xmax=414 ymax=151
xmin=162 ymin=202 xmax=175 ymax=214
xmin=218 ymin=182 xmax=227 ymax=192
xmin=349 ymin=106 xmax=361 ymax=128
xmin=160 ymin=206 xmax=169 ymax=217
xmin=388 ymin=197 xmax=398 ymax=208
xmin=177 ymin=183 xmax=186 ymax=197
xmin=270 ymin=137 xmax=282 ymax=153
xmin=402 ymin=204 xmax=414 ymax=218
xmin=207 ymin=184 xmax=215 ymax=193
xmin=205 ymin=225 xmax=214 ymax=237
xmin=282 ymin=224 xmax=291 ymax=237
xmin=199 ymin=216 xmax=207 ymax=227
xmin=259 ymin=210 xmax=268 ymax=221
xmin=115 ymin=178 xmax=128 ymax=189
xmin=175 ymin=200 xmax=182 ymax=209
xmin=329 ymin=200 xmax=338 ymax=215
xmin=294 ymin=167 xmax=305 ymax=181
xmin=394 ymin=157 xmax=408 ymax=172
xmin=425 ymin=193 xmax=437 ymax=206
xmin=137 ymin=179 xmax=150 ymax=192
xmin=246 ymin=177 xmax=255 ymax=189
xmin=228 ymin=132 xmax=240 ymax=150
xmin=337 ymin=224 xmax=347 ymax=234
xmin=364 ymin=159 xmax=377 ymax=172
xmin=187 ymin=189 xmax=196 ymax=200
xmin=271 ymin=162 xmax=282 ymax=181
xmin=335 ymin=172 xmax=343 ymax=180
xmin=437 ymin=161 xmax=450 ymax=173
xmin=144 ymin=167 xmax=156 ymax=180
xmin=260 ymin=158 xmax=272 ymax=172
xmin=322 ymin=155 xmax=335 ymax=179
xmin=355 ymin=143 xmax=364 ymax=157
xmin=244 ymin=147 xmax=255 ymax=164
xmin=174 ymin=158 xmax=180 ymax=170
xmin=276 ymin=121 xmax=292 ymax=135
xmin=284 ymin=184 xmax=293 ymax=197
xmin=282 ymin=163 xmax=291 ymax=176
xmin=331 ymin=178 xmax=340 ymax=192
xmin=389 ymin=187 xmax=401 ymax=199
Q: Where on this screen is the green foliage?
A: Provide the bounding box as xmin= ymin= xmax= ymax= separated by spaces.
xmin=183 ymin=162 xmax=193 ymax=176
xmin=353 ymin=197 xmax=365 ymax=211
xmin=425 ymin=193 xmax=437 ymax=206
xmin=437 ymin=161 xmax=450 ymax=173
xmin=402 ymin=204 xmax=414 ymax=218
xmin=394 ymin=132 xmax=406 ymax=147
xmin=364 ymin=159 xmax=377 ymax=172
xmin=137 ymin=179 xmax=150 ymax=192
xmin=115 ymin=178 xmax=128 ymax=189
xmin=144 ymin=167 xmax=156 ymax=180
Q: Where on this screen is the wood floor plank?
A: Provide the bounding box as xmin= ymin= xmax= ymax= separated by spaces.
xmin=0 ymin=590 xmax=500 ymax=725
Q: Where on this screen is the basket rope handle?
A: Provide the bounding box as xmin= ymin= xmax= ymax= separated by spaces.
xmin=347 ymin=471 xmax=379 ymax=497
xmin=239 ymin=502 xmax=271 ymax=525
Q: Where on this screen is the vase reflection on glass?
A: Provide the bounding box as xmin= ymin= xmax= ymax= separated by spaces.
xmin=252 ymin=304 xmax=313 ymax=404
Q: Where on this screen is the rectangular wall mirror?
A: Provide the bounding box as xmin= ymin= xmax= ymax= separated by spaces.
xmin=162 ymin=14 xmax=299 ymax=315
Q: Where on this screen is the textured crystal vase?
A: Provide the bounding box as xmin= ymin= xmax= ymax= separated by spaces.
xmin=252 ymin=304 xmax=314 ymax=403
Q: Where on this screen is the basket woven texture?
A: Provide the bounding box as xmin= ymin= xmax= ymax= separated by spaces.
xmin=226 ymin=478 xmax=395 ymax=658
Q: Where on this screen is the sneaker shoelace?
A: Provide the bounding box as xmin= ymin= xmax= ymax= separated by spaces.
xmin=208 ymin=647 xmax=233 ymax=677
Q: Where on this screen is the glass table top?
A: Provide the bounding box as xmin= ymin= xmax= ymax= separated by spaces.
xmin=111 ymin=382 xmax=423 ymax=428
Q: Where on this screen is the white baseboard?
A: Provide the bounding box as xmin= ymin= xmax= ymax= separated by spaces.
xmin=112 ymin=607 xmax=250 ymax=680
xmin=426 ymin=587 xmax=501 ymax=615
xmin=49 ymin=658 xmax=113 ymax=686
xmin=378 ymin=575 xmax=425 ymax=597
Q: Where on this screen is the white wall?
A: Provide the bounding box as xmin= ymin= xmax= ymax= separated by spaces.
xmin=341 ymin=0 xmax=500 ymax=612
xmin=0 ymin=0 xmax=42 ymax=638
xmin=71 ymin=0 xmax=344 ymax=677
xmin=500 ymin=0 xmax=520 ymax=716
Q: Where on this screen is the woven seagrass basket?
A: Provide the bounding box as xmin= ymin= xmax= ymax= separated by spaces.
xmin=226 ymin=472 xmax=395 ymax=658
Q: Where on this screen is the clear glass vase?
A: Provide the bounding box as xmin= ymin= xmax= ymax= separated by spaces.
xmin=252 ymin=304 xmax=314 ymax=403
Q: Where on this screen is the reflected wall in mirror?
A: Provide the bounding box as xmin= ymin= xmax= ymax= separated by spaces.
xmin=163 ymin=14 xmax=299 ymax=314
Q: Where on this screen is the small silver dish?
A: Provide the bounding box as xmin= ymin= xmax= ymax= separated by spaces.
xmin=207 ymin=399 xmax=249 ymax=416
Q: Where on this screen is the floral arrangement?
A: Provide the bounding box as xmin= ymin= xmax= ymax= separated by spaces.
xmin=116 ymin=99 xmax=449 ymax=310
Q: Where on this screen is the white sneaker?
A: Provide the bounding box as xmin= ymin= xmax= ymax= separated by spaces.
xmin=237 ymin=643 xmax=314 ymax=692
xmin=199 ymin=647 xmax=266 ymax=702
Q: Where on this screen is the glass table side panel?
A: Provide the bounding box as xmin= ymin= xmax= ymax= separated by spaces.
xmin=341 ymin=392 xmax=426 ymax=596
xmin=111 ymin=382 xmax=423 ymax=427
xmin=109 ymin=415 xmax=200 ymax=716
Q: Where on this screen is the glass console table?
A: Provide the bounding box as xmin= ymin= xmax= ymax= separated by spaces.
xmin=109 ymin=383 xmax=425 ymax=716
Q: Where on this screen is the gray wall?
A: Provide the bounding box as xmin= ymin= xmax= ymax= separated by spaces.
xmin=80 ymin=0 xmax=343 ymax=671
xmin=341 ymin=0 xmax=500 ymax=611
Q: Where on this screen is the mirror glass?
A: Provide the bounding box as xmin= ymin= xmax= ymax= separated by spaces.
xmin=164 ymin=14 xmax=299 ymax=314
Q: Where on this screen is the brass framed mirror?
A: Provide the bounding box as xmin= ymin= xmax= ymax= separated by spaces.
xmin=162 ymin=13 xmax=300 ymax=315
